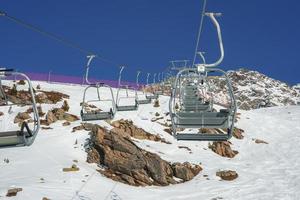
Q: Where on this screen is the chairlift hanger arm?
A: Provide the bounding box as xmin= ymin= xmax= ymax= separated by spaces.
xmin=118 ymin=66 xmax=126 ymax=87
xmin=136 ymin=71 xmax=141 ymax=87
xmin=84 ymin=54 xmax=97 ymax=85
xmin=197 ymin=51 xmax=206 ymax=64
xmin=202 ymin=12 xmax=224 ymax=68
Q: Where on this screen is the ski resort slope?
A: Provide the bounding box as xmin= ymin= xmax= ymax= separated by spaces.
xmin=0 ymin=81 xmax=300 ymax=200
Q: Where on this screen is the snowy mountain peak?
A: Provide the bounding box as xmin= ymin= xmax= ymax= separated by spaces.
xmin=210 ymin=68 xmax=299 ymax=110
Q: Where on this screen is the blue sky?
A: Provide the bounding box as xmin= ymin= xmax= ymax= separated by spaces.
xmin=0 ymin=0 xmax=299 ymax=85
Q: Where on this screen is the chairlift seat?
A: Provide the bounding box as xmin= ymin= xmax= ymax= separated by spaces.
xmin=137 ymin=98 xmax=151 ymax=104
xmin=0 ymin=131 xmax=26 ymax=147
xmin=116 ymin=104 xmax=138 ymax=111
xmin=173 ymin=110 xmax=230 ymax=128
xmin=176 ymin=132 xmax=229 ymax=141
xmin=81 ymin=110 xmax=114 ymax=121
xmin=146 ymin=94 xmax=158 ymax=100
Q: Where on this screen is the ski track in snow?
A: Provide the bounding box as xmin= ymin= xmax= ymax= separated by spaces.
xmin=0 ymin=81 xmax=300 ymax=200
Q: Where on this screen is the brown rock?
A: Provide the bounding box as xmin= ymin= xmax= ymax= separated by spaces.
xmin=14 ymin=112 xmax=31 ymax=123
xmin=26 ymin=106 xmax=45 ymax=117
xmin=254 ymin=138 xmax=268 ymax=144
xmin=6 ymin=188 xmax=23 ymax=197
xmin=62 ymin=121 xmax=71 ymax=126
xmin=164 ymin=128 xmax=172 ymax=135
xmin=232 ymin=128 xmax=244 ymax=139
xmin=17 ymin=80 xmax=26 ymax=85
xmin=172 ymin=162 xmax=202 ymax=181
xmin=216 ymin=170 xmax=238 ymax=181
xmin=209 ymin=141 xmax=238 ymax=158
xmin=87 ymin=125 xmax=200 ymax=186
xmin=111 ymin=119 xmax=170 ymax=144
xmin=0 ymin=111 xmax=4 ymax=116
xmin=46 ymin=111 xmax=57 ymax=124
xmin=72 ymin=123 xmax=94 ymax=132
xmin=87 ymin=148 xmax=100 ymax=163
xmin=61 ymin=100 xmax=70 ymax=112
xmin=153 ymin=100 xmax=160 ymax=107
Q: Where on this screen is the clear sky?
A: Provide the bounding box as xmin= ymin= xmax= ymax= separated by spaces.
xmin=0 ymin=0 xmax=299 ymax=85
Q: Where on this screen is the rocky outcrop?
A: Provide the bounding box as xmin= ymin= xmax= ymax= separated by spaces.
xmin=41 ymin=108 xmax=79 ymax=126
xmin=209 ymin=141 xmax=238 ymax=158
xmin=209 ymin=68 xmax=299 ymax=110
xmin=2 ymin=84 xmax=69 ymax=105
xmin=35 ymin=91 xmax=69 ymax=104
xmin=216 ymin=170 xmax=238 ymax=181
xmin=87 ymin=125 xmax=202 ymax=186
xmin=111 ymin=119 xmax=170 ymax=144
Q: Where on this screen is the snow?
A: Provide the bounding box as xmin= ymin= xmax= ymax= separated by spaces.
xmin=1 ymin=81 xmax=300 ymax=200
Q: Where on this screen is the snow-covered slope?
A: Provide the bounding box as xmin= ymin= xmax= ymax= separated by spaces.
xmin=209 ymin=68 xmax=299 ymax=110
xmin=0 ymin=81 xmax=300 ymax=200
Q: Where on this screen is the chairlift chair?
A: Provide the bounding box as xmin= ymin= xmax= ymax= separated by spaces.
xmin=81 ymin=83 xmax=116 ymax=121
xmin=136 ymin=71 xmax=151 ymax=104
xmin=145 ymin=73 xmax=159 ymax=100
xmin=80 ymin=55 xmax=116 ymax=121
xmin=154 ymin=72 xmax=163 ymax=95
xmin=0 ymin=68 xmax=40 ymax=147
xmin=115 ymin=66 xmax=138 ymax=111
xmin=169 ymin=12 xmax=237 ymax=141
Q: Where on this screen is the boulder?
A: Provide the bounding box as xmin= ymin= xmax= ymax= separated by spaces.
xmin=6 ymin=188 xmax=23 ymax=197
xmin=14 ymin=112 xmax=31 ymax=124
xmin=172 ymin=162 xmax=202 ymax=181
xmin=209 ymin=141 xmax=238 ymax=158
xmin=216 ymin=170 xmax=238 ymax=181
xmin=87 ymin=125 xmax=202 ymax=186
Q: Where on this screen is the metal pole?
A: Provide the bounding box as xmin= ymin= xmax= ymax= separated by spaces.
xmin=47 ymin=70 xmax=52 ymax=83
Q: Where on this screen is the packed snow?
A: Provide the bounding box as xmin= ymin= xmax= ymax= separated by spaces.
xmin=0 ymin=81 xmax=300 ymax=200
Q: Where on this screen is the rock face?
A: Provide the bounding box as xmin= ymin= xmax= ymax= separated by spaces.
xmin=209 ymin=68 xmax=299 ymax=110
xmin=216 ymin=170 xmax=238 ymax=181
xmin=209 ymin=141 xmax=238 ymax=158
xmin=154 ymin=68 xmax=299 ymax=110
xmin=87 ymin=125 xmax=202 ymax=186
xmin=111 ymin=119 xmax=170 ymax=144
